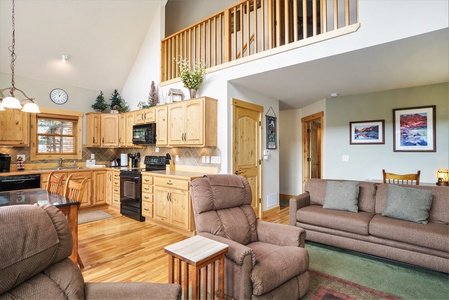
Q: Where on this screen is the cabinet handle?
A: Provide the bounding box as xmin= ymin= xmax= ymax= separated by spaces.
xmin=167 ymin=181 xmax=173 ymax=185
xmin=102 ymin=137 xmax=104 ymax=143
xmin=144 ymin=188 xmax=150 ymax=191
xmin=93 ymin=137 xmax=95 ymax=143
xmin=144 ymin=208 xmax=149 ymax=211
xmin=168 ymin=192 xmax=172 ymax=202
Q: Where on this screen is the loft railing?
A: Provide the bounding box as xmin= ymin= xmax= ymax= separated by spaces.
xmin=161 ymin=0 xmax=358 ymax=83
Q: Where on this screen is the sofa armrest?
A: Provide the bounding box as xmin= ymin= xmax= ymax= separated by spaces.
xmin=85 ymin=282 xmax=182 ymax=300
xmin=198 ymin=232 xmax=255 ymax=267
xmin=289 ymin=193 xmax=310 ymax=226
xmin=256 ymin=220 xmax=306 ymax=247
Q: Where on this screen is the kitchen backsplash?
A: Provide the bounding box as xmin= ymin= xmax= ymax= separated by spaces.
xmin=0 ymin=146 xmax=221 ymax=170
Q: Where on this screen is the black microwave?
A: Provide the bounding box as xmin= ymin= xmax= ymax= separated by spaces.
xmin=132 ymin=123 xmax=156 ymax=145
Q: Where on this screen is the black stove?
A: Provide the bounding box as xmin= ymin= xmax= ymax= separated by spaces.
xmin=144 ymin=155 xmax=168 ymax=171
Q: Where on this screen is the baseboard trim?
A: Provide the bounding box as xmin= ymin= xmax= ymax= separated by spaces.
xmin=280 ymin=193 xmax=295 ymax=200
xmin=262 ymin=206 xmax=281 ymax=218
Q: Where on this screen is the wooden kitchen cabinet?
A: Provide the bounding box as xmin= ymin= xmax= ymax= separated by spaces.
xmin=134 ymin=107 xmax=155 ymax=125
xmin=85 ymin=113 xmax=119 ymax=147
xmin=153 ymin=176 xmax=190 ymax=230
xmin=93 ymin=170 xmax=106 ymax=205
xmin=156 ymin=105 xmax=168 ymax=147
xmin=167 ymin=97 xmax=217 ymax=147
xmin=111 ymin=170 xmax=120 ymax=210
xmin=119 ymin=111 xmax=134 ymax=147
xmin=141 ymin=174 xmax=153 ymax=219
xmin=0 ymin=109 xmax=29 ymax=146
xmin=105 ymin=170 xmax=113 ymax=205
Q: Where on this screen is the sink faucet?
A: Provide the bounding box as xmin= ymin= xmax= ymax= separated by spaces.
xmin=72 ymin=160 xmax=77 ymax=168
xmin=58 ymin=158 xmax=64 ymax=168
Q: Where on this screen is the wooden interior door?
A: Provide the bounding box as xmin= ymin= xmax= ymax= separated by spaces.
xmin=232 ymin=99 xmax=263 ymax=218
xmin=302 ymin=112 xmax=324 ymax=188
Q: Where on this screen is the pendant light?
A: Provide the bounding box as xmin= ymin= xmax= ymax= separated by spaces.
xmin=0 ymin=0 xmax=40 ymax=113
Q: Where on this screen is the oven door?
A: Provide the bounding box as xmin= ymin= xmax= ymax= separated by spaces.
xmin=119 ymin=171 xmax=144 ymax=221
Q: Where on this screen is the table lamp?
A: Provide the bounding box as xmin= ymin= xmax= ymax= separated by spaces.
xmin=436 ymin=169 xmax=448 ymax=186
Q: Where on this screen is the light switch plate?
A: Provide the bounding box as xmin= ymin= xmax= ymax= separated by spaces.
xmin=211 ymin=156 xmax=221 ymax=164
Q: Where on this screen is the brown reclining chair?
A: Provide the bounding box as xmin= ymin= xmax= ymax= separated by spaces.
xmin=0 ymin=204 xmax=181 ymax=299
xmin=190 ymin=174 xmax=309 ymax=299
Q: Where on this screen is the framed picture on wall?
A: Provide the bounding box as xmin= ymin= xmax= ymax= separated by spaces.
xmin=393 ymin=105 xmax=436 ymax=152
xmin=349 ymin=120 xmax=385 ymax=144
xmin=266 ymin=115 xmax=277 ymax=149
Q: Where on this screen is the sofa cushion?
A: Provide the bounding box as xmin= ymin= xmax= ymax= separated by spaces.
xmin=323 ymin=181 xmax=359 ymax=212
xmin=297 ymin=205 xmax=373 ymax=235
xmin=376 ymin=184 xmax=449 ymax=225
xmin=382 ymin=185 xmax=433 ymax=224
xmin=305 ymin=179 xmax=377 ymax=213
xmin=370 ymin=215 xmax=449 ymax=252
xmin=248 ymin=242 xmax=308 ymax=295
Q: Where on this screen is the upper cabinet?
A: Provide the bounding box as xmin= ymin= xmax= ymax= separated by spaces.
xmin=134 ymin=107 xmax=155 ymax=125
xmin=0 ymin=109 xmax=30 ymax=146
xmin=167 ymin=97 xmax=217 ymax=147
xmin=85 ymin=113 xmax=119 ymax=147
xmin=119 ymin=111 xmax=135 ymax=147
xmin=156 ymin=106 xmax=168 ymax=147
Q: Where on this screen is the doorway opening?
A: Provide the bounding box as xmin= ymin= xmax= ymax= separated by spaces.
xmin=302 ymin=112 xmax=324 ymax=189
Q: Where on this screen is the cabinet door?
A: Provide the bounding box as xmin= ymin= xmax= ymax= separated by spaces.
xmin=134 ymin=109 xmax=145 ymax=125
xmin=168 ymin=103 xmax=185 ymax=145
xmin=105 ymin=170 xmax=113 ymax=205
xmin=143 ymin=108 xmax=155 ymax=123
xmin=125 ymin=112 xmax=134 ymax=147
xmin=101 ymin=114 xmax=119 ymax=147
xmin=0 ymin=109 xmax=29 ymax=146
xmin=170 ymin=189 xmax=189 ymax=229
xmin=86 ymin=114 xmax=101 ymax=147
xmin=93 ymin=171 xmax=106 ymax=205
xmin=156 ymin=106 xmax=168 ymax=146
xmin=184 ymin=99 xmax=203 ymax=145
xmin=154 ymin=186 xmax=170 ymax=222
xmin=118 ymin=114 xmax=126 ymax=147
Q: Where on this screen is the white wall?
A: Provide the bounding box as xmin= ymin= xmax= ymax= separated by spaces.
xmin=122 ymin=3 xmax=166 ymax=110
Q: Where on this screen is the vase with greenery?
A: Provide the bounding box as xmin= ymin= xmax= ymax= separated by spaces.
xmin=91 ymin=91 xmax=107 ymax=112
xmin=177 ymin=58 xmax=206 ymax=98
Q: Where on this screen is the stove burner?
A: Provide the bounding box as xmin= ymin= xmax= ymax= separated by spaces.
xmin=144 ymin=156 xmax=167 ymax=171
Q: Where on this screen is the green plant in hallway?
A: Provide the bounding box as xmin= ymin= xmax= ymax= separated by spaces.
xmin=91 ymin=91 xmax=107 ymax=112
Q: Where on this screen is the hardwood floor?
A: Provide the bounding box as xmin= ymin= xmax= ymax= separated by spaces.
xmin=79 ymin=205 xmax=290 ymax=283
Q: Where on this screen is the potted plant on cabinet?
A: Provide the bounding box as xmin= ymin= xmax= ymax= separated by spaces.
xmin=177 ymin=58 xmax=206 ymax=99
xmin=91 ymin=91 xmax=107 ymax=112
xmin=110 ymin=89 xmax=122 ymax=113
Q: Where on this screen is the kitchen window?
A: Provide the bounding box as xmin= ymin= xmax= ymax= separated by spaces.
xmin=30 ymin=109 xmax=83 ymax=160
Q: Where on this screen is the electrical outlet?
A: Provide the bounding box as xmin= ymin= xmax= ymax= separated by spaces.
xmin=155 ymin=147 xmax=160 ymax=153
xmin=342 ymin=155 xmax=349 ymax=162
xmin=202 ymin=156 xmax=206 ymax=163
xmin=17 ymin=154 xmax=25 ymax=162
xmin=205 ymin=156 xmax=210 ymax=163
xmin=175 ymin=155 xmax=179 ymax=162
xmin=211 ymin=156 xmax=221 ymax=164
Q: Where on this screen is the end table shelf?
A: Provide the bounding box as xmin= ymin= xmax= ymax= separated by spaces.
xmin=165 ymin=235 xmax=228 ymax=299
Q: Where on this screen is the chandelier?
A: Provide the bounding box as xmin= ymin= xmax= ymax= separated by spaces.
xmin=0 ymin=0 xmax=40 ymax=113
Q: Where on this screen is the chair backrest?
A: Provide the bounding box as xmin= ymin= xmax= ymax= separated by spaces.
xmin=46 ymin=171 xmax=67 ymax=195
xmin=382 ymin=169 xmax=421 ymax=185
xmin=0 ymin=204 xmax=76 ymax=295
xmin=190 ymin=174 xmax=258 ymax=245
xmin=64 ymin=175 xmax=88 ymax=201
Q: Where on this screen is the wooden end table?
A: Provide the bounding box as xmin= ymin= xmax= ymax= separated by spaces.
xmin=165 ymin=235 xmax=228 ymax=300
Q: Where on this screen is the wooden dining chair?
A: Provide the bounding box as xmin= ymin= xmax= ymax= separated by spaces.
xmin=46 ymin=171 xmax=67 ymax=195
xmin=382 ymin=169 xmax=421 ymax=185
xmin=64 ymin=175 xmax=88 ymax=268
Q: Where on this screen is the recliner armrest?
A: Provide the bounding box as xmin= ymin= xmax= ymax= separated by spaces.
xmin=289 ymin=193 xmax=310 ymax=226
xmin=198 ymin=232 xmax=256 ymax=267
xmin=85 ymin=282 xmax=182 ymax=300
xmin=256 ymin=220 xmax=306 ymax=247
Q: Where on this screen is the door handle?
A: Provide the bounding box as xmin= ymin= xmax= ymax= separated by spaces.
xmin=235 ymin=170 xmax=240 ymax=175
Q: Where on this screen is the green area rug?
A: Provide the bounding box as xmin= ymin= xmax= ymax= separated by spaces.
xmin=78 ymin=210 xmax=113 ymax=224
xmin=306 ymin=242 xmax=449 ymax=300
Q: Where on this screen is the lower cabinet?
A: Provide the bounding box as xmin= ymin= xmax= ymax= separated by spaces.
xmin=153 ymin=176 xmax=191 ymax=231
xmin=142 ymin=174 xmax=153 ymax=219
xmin=93 ymin=170 xmax=106 ymax=205
xmin=111 ymin=170 xmax=120 ymax=210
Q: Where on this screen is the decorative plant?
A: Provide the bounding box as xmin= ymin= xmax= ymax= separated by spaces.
xmin=148 ymin=81 xmax=158 ymax=106
xmin=110 ymin=89 xmax=122 ymax=110
xmin=119 ymin=98 xmax=129 ymax=113
xmin=176 ymin=58 xmax=206 ymax=90
xmin=91 ymin=91 xmax=107 ymax=112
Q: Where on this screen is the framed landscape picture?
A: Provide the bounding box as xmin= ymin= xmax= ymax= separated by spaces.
xmin=393 ymin=105 xmax=436 ymax=152
xmin=266 ymin=115 xmax=277 ymax=149
xmin=350 ymin=120 xmax=385 ymax=144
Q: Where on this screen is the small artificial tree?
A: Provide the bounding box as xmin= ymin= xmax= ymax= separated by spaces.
xmin=148 ymin=81 xmax=158 ymax=107
xmin=119 ymin=98 xmax=129 ymax=113
xmin=110 ymin=89 xmax=122 ymax=111
xmin=91 ymin=91 xmax=107 ymax=112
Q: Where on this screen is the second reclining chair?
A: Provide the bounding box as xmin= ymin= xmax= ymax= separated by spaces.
xmin=190 ymin=174 xmax=309 ymax=300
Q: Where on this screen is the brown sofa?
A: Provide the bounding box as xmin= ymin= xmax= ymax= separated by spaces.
xmin=0 ymin=204 xmax=182 ymax=300
xmin=289 ymin=179 xmax=449 ymax=273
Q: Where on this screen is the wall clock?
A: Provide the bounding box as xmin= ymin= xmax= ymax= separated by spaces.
xmin=50 ymin=88 xmax=68 ymax=104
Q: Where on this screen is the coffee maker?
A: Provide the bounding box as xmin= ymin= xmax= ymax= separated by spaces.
xmin=128 ymin=153 xmax=140 ymax=169
xmin=0 ymin=153 xmax=11 ymax=172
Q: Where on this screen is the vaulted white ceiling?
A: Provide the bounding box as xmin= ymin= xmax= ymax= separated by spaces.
xmin=0 ymin=0 xmax=164 ymax=91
